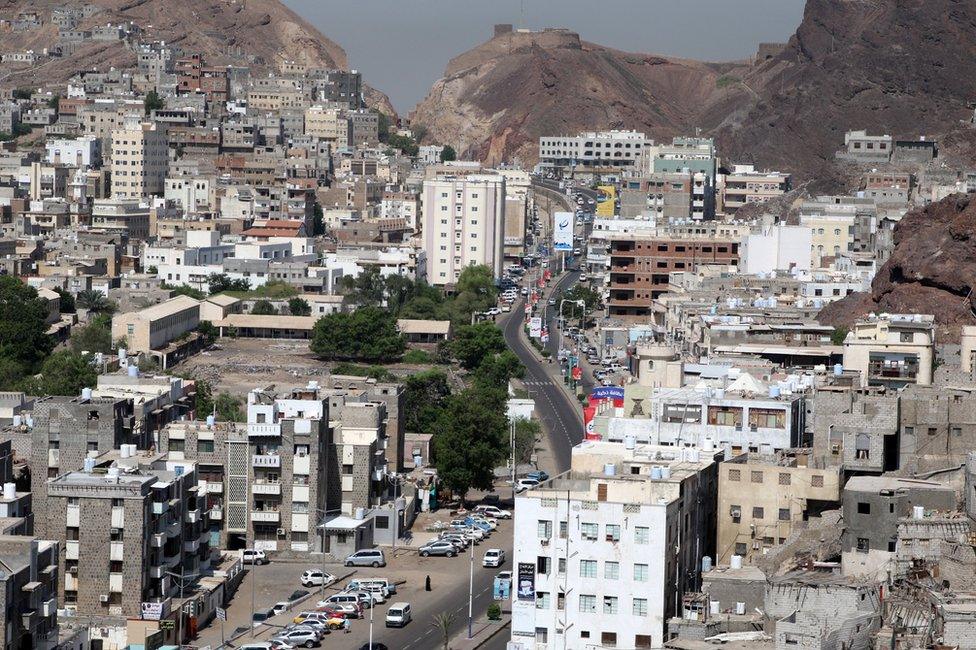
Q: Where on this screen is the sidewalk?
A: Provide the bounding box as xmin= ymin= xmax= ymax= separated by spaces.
xmin=448 ymin=614 xmax=511 ymax=649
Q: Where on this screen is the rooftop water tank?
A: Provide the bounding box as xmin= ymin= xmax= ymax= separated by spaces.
xmin=206 ymin=415 xmax=215 ymax=428
xmin=83 ymin=457 xmax=96 ymax=473
xmin=624 ymin=435 xmax=636 ymax=450
xmin=650 ymin=466 xmax=663 ymax=480
xmin=604 ymin=463 xmax=616 ymax=477
xmin=702 ymin=556 xmax=713 ymax=573
xmin=81 ymin=387 xmax=92 ymax=401
xmin=730 ymin=554 xmax=743 ymax=569
xmin=660 ymin=465 xmax=672 ymax=479
xmin=833 ymin=364 xmax=843 ymax=376
xmin=127 ymin=364 xmax=139 ymax=378
xmin=3 ymin=483 xmax=15 ymax=500
xmin=769 ymin=386 xmax=781 ymax=398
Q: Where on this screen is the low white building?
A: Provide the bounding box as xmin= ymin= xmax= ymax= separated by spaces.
xmin=509 ymin=440 xmax=719 ymax=650
xmin=45 ymin=135 xmax=101 ymax=168
xmin=740 ymin=224 xmax=812 ymax=275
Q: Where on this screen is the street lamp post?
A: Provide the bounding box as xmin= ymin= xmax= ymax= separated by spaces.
xmin=314 ymin=507 xmax=346 ymax=598
xmin=467 ymin=540 xmax=475 ymax=638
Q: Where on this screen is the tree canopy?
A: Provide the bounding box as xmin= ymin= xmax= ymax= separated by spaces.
xmin=288 ymin=297 xmax=311 ymax=316
xmin=250 ymin=300 xmax=277 ymax=316
xmin=0 ymin=276 xmax=54 ymax=388
xmin=23 ymin=350 xmax=97 ymax=396
xmin=310 ymin=306 xmax=405 ymax=362
xmin=404 ymin=369 xmax=452 ymax=434
xmin=69 ymin=315 xmax=114 ymax=354
xmin=448 ymin=322 xmax=506 ymax=370
xmin=440 ymin=145 xmax=457 ymax=162
xmin=207 ymin=274 xmax=250 ymax=294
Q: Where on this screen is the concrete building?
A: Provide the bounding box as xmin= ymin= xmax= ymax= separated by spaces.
xmin=841 ymin=476 xmax=955 ymax=578
xmin=808 ymin=389 xmax=899 ymax=475
xmin=45 ymin=135 xmax=102 ymax=168
xmin=110 ymin=120 xmax=169 ymax=199
xmin=509 ymin=440 xmax=718 ymax=650
xmin=798 ymin=196 xmax=877 ymax=267
xmin=0 ymin=535 xmax=60 ymax=650
xmin=740 ymin=224 xmax=813 ymax=275
xmin=538 ymin=130 xmax=652 ymax=170
xmin=718 ymin=165 xmax=791 ymax=215
xmin=838 ymin=130 xmax=893 ymax=163
xmin=422 ymin=173 xmax=506 ymax=286
xmin=111 ymin=295 xmax=201 ymax=368
xmin=716 ymin=451 xmax=841 ymax=564
xmin=47 ymin=453 xmax=210 ymax=618
xmin=841 ymin=314 xmax=935 ymax=388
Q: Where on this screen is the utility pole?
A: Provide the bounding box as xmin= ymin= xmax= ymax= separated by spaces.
xmin=468 ymin=540 xmax=475 ymax=638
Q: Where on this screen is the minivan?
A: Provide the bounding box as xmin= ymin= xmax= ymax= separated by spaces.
xmin=320 ymin=593 xmax=363 ymax=609
xmin=385 ymin=602 xmax=411 ymax=628
xmin=345 ymin=549 xmax=386 ymax=568
xmin=347 ymin=578 xmax=396 ymax=595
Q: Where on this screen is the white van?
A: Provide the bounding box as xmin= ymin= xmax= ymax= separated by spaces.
xmin=320 ymin=593 xmax=362 ymax=609
xmin=385 ymin=602 xmax=411 ymax=628
xmin=348 ymin=578 xmax=397 ymax=596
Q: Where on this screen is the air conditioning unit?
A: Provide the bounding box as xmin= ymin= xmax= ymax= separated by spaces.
xmin=752 ymin=541 xmax=761 ymax=550
xmin=830 ymin=444 xmax=841 ymax=453
xmin=99 ymin=594 xmax=110 ymax=603
xmin=276 ymin=528 xmax=286 ymax=537
xmin=110 ymin=527 xmax=121 ymax=535
xmin=68 ymin=566 xmax=78 ymax=574
xmin=540 ymin=539 xmax=550 ymax=546
xmin=729 ymin=507 xmax=741 ymax=519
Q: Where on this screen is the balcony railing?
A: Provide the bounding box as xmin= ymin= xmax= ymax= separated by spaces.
xmin=251 ymin=509 xmax=281 ymax=523
xmin=252 ymin=454 xmax=281 ymax=468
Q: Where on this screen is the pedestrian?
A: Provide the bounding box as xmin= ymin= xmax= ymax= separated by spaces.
xmin=425 ymin=574 xmax=432 ymax=591
xmin=343 ymin=618 xmax=351 ymax=634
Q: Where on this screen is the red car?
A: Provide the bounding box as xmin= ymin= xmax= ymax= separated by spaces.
xmin=318 ymin=604 xmax=362 ymax=619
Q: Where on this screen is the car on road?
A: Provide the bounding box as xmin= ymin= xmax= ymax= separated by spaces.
xmin=300 ymin=569 xmax=335 ymax=588
xmin=526 ymin=470 xmax=550 ymax=483
xmin=475 ymin=505 xmax=512 ymax=519
xmin=385 ymin=602 xmax=412 ymax=628
xmin=242 ymin=549 xmax=268 ymax=565
xmin=270 ymin=601 xmax=291 ymax=616
xmin=607 ymin=363 xmax=628 ymax=374
xmin=288 ymin=619 xmax=331 ymax=638
xmin=520 ymin=287 xmax=529 ymax=295
xmin=483 ymin=548 xmax=506 ymax=568
xmin=501 ymin=303 xmax=511 ymax=312
xmin=342 ymin=589 xmax=381 ymax=607
xmin=272 ymin=628 xmax=320 ymax=648
xmin=345 ymin=549 xmax=386 ymax=567
xmin=319 ymin=593 xmax=366 ymax=610
xmin=496 ymin=570 xmax=513 ymax=583
xmin=515 ymin=478 xmax=540 ymax=493
xmin=471 ymin=515 xmax=498 ymax=529
xmin=419 ymin=540 xmax=458 ymax=557
xmin=347 ymin=578 xmax=397 ymax=596
xmin=485 ymin=307 xmax=501 ymax=316
xmin=252 ymin=608 xmax=273 ymax=628
xmin=548 ymin=297 xmax=557 ymax=306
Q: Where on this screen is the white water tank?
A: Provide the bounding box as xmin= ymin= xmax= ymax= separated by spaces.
xmin=127 ymin=364 xmax=139 ymax=378
xmin=354 ymin=507 xmax=365 ymax=520
xmin=624 ymin=435 xmax=636 ymax=450
xmin=702 ymin=437 xmax=714 ymax=452
xmin=913 ymin=505 xmax=925 ymax=519
xmin=768 ymin=386 xmax=781 ymax=398
xmin=81 ymin=387 xmax=92 ymax=401
xmin=702 ymin=556 xmax=713 ymax=572
xmin=730 ymin=554 xmax=743 ymax=569
xmin=206 ymin=415 xmax=215 ymax=428
xmin=833 ymin=363 xmax=843 ymax=376
xmin=603 ymin=463 xmax=616 ymax=477
xmin=119 ymin=445 xmax=129 ymax=459
xmin=709 ymin=600 xmax=720 ymax=615
xmin=3 ymin=483 xmax=15 ymax=500
xmin=107 ymin=467 xmax=120 ymax=479
xmin=117 ymin=348 xmax=127 ymax=361
xmin=12 ymin=415 xmax=21 ymax=427
xmin=660 ymin=465 xmax=672 ymax=480
xmin=83 ymin=457 xmax=95 ymax=473
xmin=735 ymin=602 xmax=746 ymax=615
xmin=650 ymin=466 xmax=663 ymax=480
xmin=688 ymin=449 xmax=701 ymax=463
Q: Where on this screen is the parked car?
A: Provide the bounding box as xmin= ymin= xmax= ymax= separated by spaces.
xmin=301 ymin=569 xmax=335 ymax=588
xmin=288 ymin=620 xmax=330 ymax=638
xmin=501 ymin=303 xmax=512 ymax=312
xmin=526 ymin=470 xmax=550 ymax=483
xmin=270 ymin=601 xmax=291 ymax=616
xmin=317 ymin=602 xmax=361 ymax=618
xmin=474 ymin=505 xmax=511 ymax=519
xmin=319 ymin=593 xmax=365 ymax=610
xmin=438 ymin=534 xmax=469 ymax=550
xmin=515 ymin=478 xmax=540 ymax=493
xmin=242 ymin=549 xmax=268 ymax=565
xmin=347 ymin=578 xmax=396 ymax=596
xmin=385 ymin=602 xmax=412 ymax=628
xmin=482 ymin=548 xmax=505 ymax=568
xmin=359 ymin=644 xmax=390 ymax=650
xmin=272 ymin=628 xmax=320 ymax=648
xmin=345 ymin=549 xmax=386 ymax=568
xmin=419 ymin=540 xmax=458 ymax=557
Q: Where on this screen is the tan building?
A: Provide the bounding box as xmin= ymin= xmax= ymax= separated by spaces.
xmin=717 ymin=451 xmax=841 ymax=564
xmin=304 ymin=104 xmax=348 ymax=149
xmin=842 ymin=314 xmax=935 ymax=388
xmin=718 ymin=164 xmax=790 ymax=215
xmin=110 ymin=120 xmax=168 ymax=199
xmin=111 ymin=295 xmax=200 ymax=367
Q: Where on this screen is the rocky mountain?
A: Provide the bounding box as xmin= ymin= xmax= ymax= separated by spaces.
xmin=0 ymin=0 xmax=395 ymax=115
xmin=413 ymin=1 xmax=976 ymax=178
xmin=817 ymin=194 xmax=976 ymax=341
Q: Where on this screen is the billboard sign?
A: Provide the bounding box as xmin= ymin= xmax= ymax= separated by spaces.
xmin=517 ymin=562 xmax=536 ymax=601
xmin=553 ymin=211 xmax=573 ymax=252
xmin=596 ymin=185 xmax=616 ymax=217
xmin=590 ymin=386 xmax=625 ymax=407
xmin=529 ymin=317 xmax=543 ymax=338
xmin=583 ymin=406 xmax=600 ymax=440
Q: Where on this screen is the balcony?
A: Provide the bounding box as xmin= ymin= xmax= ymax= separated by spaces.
xmin=150 ymin=532 xmax=166 ymax=547
xmin=65 ymin=541 xmax=78 ymax=561
xmin=110 ymin=542 xmax=124 ymax=562
xmin=152 ymin=501 xmax=170 ymax=515
xmin=41 ymin=597 xmax=56 ymax=618
xmin=252 ymin=481 xmax=282 ymax=496
xmin=165 ymin=520 xmax=182 ymax=538
xmin=109 ymin=573 xmax=123 ymax=593
xmin=186 ymin=508 xmax=201 ymax=524
xmin=252 ymin=454 xmax=281 ymax=468
xmin=247 ymin=422 xmax=281 ymax=437
xmin=209 ymin=507 xmax=223 ymax=520
xmin=149 ymin=565 xmax=166 ymax=579
xmin=184 ymin=538 xmax=200 ymax=553
xmin=251 ymin=509 xmax=280 ymax=523
xmin=21 ymin=611 xmax=36 ymax=629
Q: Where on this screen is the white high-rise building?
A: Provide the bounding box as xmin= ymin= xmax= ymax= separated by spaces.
xmin=422 ymin=172 xmax=506 ymax=286
xmin=509 ymin=440 xmax=719 ymax=650
xmin=110 ymin=120 xmax=168 ymax=199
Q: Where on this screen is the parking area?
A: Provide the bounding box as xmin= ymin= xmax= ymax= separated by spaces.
xmin=194 ymin=513 xmax=515 ymax=649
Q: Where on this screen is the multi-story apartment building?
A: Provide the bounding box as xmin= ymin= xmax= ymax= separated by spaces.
xmin=326 ymin=375 xmax=406 ymax=473
xmin=838 ymin=129 xmax=892 ymax=163
xmin=110 ymin=120 xmax=168 ymax=199
xmin=538 ymin=130 xmax=652 ymax=170
xmin=326 ymin=395 xmax=388 ymax=514
xmin=717 ymin=164 xmax=791 ymax=215
xmin=48 ymin=452 xmax=210 ymax=618
xmin=27 ymin=395 xmax=144 ymax=538
xmin=380 ymin=191 xmax=420 ymax=231
xmin=607 ymin=233 xmax=740 ymax=317
xmin=304 ymin=104 xmax=348 ymax=149
xmin=510 ymin=440 xmax=718 ymax=650
xmin=716 ymin=450 xmax=842 ymax=564
xmin=0 ymin=535 xmax=60 ymax=649
xmin=798 ymin=195 xmax=877 ymax=267
xmin=650 ymin=137 xmax=717 ymax=183
xmin=620 ymin=171 xmax=714 ymax=222
xmin=842 ymin=313 xmax=935 ymax=388
xmin=422 ymin=172 xmax=506 ymax=286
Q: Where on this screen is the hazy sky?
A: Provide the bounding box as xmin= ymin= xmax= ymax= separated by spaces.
xmin=284 ymin=0 xmax=806 ymax=112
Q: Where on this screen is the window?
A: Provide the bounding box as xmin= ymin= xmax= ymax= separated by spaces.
xmin=856 ymin=537 xmax=870 ymax=553
xmin=632 ymin=598 xmax=648 ymax=616
xmin=537 ymin=556 xmax=550 ymax=575
xmin=752 ymin=507 xmax=764 ymax=519
xmin=605 ymin=524 xmax=621 ymax=542
xmin=169 ymin=438 xmax=185 ymax=452
xmin=811 ymin=474 xmax=824 ymax=488
xmin=728 ymin=469 xmax=741 ymax=481
xmin=857 ymin=502 xmax=871 ymax=515
xmin=375 ymin=516 xmax=389 ymax=530
xmin=605 ymin=561 xmax=619 ymax=580
xmin=198 ymin=439 xmax=214 ymax=453
xmin=779 ymin=473 xmax=791 ymax=486
xmin=557 ymin=557 xmax=566 ymax=575
xmin=580 ymin=560 xmax=597 ymax=578
xmin=579 ymin=594 xmax=596 ymax=613
xmin=751 ymin=471 xmax=764 ymax=484
xmin=581 ymin=522 xmax=598 ymax=541
xmin=779 ymin=508 xmax=791 ymax=521
xmin=635 ymin=526 xmax=649 ymax=544
xmin=537 ymin=520 xmax=552 ymax=539
xmin=749 ymin=408 xmax=786 ymax=429
xmin=558 ymin=521 xmax=567 ymax=538
xmin=536 ymin=591 xmax=550 ymax=610
xmin=602 ymin=632 xmax=618 ymax=647
xmin=900 ymin=331 xmax=913 ymax=343
xmin=633 ymin=563 xmax=648 ymax=582
xmin=604 ymin=595 xmax=619 ymax=614
xmin=735 ymin=542 xmax=747 ymax=556
xmin=708 ymin=406 xmax=743 ymax=427
xmin=636 ymin=634 xmax=652 ymax=649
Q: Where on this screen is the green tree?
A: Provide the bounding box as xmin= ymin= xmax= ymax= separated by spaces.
xmin=250 ymin=299 xmax=277 ymax=315
xmin=377 ymin=110 xmax=391 ymax=143
xmin=339 ymin=268 xmax=387 ymax=307
xmin=563 ymin=283 xmax=602 ymax=311
xmin=472 ymin=349 xmax=524 ymax=391
xmin=197 ymin=321 xmax=218 ymax=344
xmin=48 ymin=95 xmax=60 ymax=111
xmin=447 ymin=265 xmax=498 ymax=326
xmin=143 ymin=89 xmax=164 ymax=115
xmin=207 ymin=273 xmax=250 ymax=294
xmin=12 ymin=88 xmax=31 ymax=100
xmin=288 ymin=297 xmax=311 ymax=316
xmin=53 ymin=287 xmax=75 ymax=313
xmin=0 ymin=276 xmax=54 ymax=387
xmin=69 ymin=317 xmax=113 ymax=354
xmin=404 ymin=369 xmax=451 ymax=433
xmin=76 ymin=289 xmax=114 ymax=313
xmin=430 ymin=611 xmax=457 ymax=650
xmin=25 ymin=351 xmax=97 ymax=396
xmin=215 ymin=393 xmax=244 ymax=421
xmin=448 ymin=322 xmax=506 ymax=369
xmin=163 ymin=284 xmax=206 ymax=300
xmin=191 ymin=377 xmax=214 ymax=417
xmin=311 ymin=202 xmax=326 ymax=236
xmin=387 ymin=133 xmax=419 ymax=157
xmin=830 ymin=326 xmax=849 ymax=346
xmin=434 ymin=387 xmax=508 ymax=502
xmin=310 ymin=307 xmax=405 ymax=362
xmin=513 ymin=418 xmax=541 ymax=465
xmin=440 ymin=145 xmax=457 ymax=162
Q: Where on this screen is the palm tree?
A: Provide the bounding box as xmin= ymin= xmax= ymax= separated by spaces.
xmin=430 ymin=610 xmax=457 ymax=650
xmin=76 ymin=289 xmax=113 ymax=313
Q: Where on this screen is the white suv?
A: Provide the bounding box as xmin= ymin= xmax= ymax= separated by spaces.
xmin=242 ymin=549 xmax=268 ymax=565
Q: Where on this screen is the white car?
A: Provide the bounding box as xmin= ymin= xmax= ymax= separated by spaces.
xmin=300 ymin=569 xmax=335 ymax=588
xmin=515 ymin=478 xmax=540 ymax=493
xmin=475 ymin=505 xmax=512 ymax=519
xmin=483 ymin=548 xmax=506 ymax=568
xmin=485 ymin=307 xmax=501 ymax=316
xmin=242 ymin=549 xmax=268 ymax=565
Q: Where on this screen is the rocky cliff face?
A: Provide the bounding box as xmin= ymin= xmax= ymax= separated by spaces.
xmin=414 ymin=1 xmax=976 ymax=177
xmin=818 ymin=194 xmax=976 ymax=341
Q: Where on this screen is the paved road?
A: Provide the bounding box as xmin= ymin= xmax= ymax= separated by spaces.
xmin=500 ymin=273 xmax=584 ymax=474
